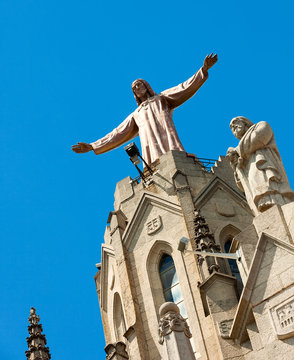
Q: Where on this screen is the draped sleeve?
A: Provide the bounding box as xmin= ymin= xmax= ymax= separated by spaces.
xmin=90 ymin=114 xmax=139 ymax=155
xmin=237 ymin=122 xmax=275 ymax=161
xmin=160 ymin=67 xmax=208 ymax=109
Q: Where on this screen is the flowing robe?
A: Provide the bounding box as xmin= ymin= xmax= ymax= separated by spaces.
xmin=90 ymin=68 xmax=208 ymax=165
xmin=231 ymin=121 xmax=294 ymax=215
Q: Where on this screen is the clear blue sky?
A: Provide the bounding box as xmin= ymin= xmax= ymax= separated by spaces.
xmin=1 ymin=1 xmax=293 ymax=359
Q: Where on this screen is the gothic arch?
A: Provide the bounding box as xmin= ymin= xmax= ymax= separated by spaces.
xmin=146 ymin=240 xmax=174 ymax=319
xmin=219 ymin=224 xmax=241 ymax=252
xmin=113 ymin=292 xmax=126 ymax=341
xmin=219 ymin=224 xmax=243 ymax=294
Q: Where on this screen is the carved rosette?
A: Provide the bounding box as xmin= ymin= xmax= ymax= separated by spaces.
xmin=25 ymin=307 xmax=51 ymax=360
xmin=105 ymin=341 xmax=129 ymax=360
xmin=158 ymin=304 xmax=192 ymax=345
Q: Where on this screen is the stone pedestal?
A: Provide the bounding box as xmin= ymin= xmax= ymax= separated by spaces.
xmin=158 ymin=302 xmax=195 ymax=360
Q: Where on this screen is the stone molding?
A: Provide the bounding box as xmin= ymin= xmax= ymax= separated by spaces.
xmin=194 ymin=176 xmax=249 ymax=212
xmin=100 ymin=244 xmax=115 ymax=311
xmin=122 ymin=192 xmax=182 ymax=249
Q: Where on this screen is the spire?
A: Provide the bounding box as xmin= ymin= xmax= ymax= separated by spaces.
xmin=25 ymin=307 xmax=51 ymax=360
xmin=193 ymin=209 xmax=221 ymax=277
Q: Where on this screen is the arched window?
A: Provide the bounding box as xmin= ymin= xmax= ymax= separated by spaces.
xmin=159 ymin=254 xmax=187 ymax=318
xmin=224 ymin=238 xmax=243 ymax=295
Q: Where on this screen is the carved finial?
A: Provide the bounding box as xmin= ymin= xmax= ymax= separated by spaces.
xmin=194 ymin=209 xmax=220 ymax=276
xmin=25 ymin=307 xmax=51 ymax=360
xmin=193 ymin=209 xmax=219 ymax=250
xmin=30 ymin=307 xmax=36 ymax=316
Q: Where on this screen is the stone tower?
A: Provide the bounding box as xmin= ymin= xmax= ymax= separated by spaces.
xmin=94 ymin=142 xmax=294 ymax=360
xmin=25 ymin=307 xmax=51 ymax=360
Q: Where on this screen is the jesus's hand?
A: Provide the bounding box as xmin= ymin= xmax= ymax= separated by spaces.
xmin=202 ymin=53 xmax=218 ymax=74
xmin=72 ymin=142 xmax=93 ymax=153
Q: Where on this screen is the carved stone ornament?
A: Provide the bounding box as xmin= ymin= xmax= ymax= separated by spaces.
xmin=158 ymin=303 xmax=192 ymax=344
xmin=218 ymin=319 xmax=233 ymax=338
xmin=269 ymin=297 xmax=294 ymax=339
xmin=146 ymin=215 xmax=162 ymax=235
xmin=25 ymin=307 xmax=51 ymax=360
xmin=105 ymin=341 xmax=129 ymax=360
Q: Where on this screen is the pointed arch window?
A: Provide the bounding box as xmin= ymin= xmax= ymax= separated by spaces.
xmin=159 ymin=254 xmax=187 ymax=318
xmin=224 ymin=238 xmax=243 ymax=294
xmin=113 ymin=293 xmax=126 ymax=341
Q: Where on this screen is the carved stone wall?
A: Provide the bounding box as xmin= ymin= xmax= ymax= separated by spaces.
xmin=94 ymin=150 xmax=265 ymax=360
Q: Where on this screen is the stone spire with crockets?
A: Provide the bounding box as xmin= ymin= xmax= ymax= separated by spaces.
xmin=194 ymin=209 xmax=221 ymax=278
xmin=25 ymin=307 xmax=51 ymax=360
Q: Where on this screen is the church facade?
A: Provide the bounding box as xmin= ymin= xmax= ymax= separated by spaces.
xmin=94 ymin=150 xmax=294 ymax=360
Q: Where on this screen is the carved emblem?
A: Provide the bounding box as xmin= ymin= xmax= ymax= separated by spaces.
xmin=146 ymin=215 xmax=162 ymax=235
xmin=269 ymin=297 xmax=294 ymax=339
xmin=218 ymin=319 xmax=233 ymax=338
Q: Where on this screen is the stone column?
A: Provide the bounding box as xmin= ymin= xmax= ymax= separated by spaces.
xmin=105 ymin=342 xmax=129 ymax=360
xmin=158 ymin=302 xmax=196 ymax=360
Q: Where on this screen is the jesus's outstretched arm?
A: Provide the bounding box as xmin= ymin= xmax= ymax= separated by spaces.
xmin=72 ymin=114 xmax=138 ymax=155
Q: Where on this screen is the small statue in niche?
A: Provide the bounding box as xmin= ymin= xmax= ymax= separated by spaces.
xmin=227 ymin=116 xmax=294 ymax=216
xmin=72 ymin=54 xmax=218 ymax=165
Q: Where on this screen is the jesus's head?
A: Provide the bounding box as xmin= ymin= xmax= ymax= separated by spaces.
xmin=131 ymin=79 xmax=157 ymax=106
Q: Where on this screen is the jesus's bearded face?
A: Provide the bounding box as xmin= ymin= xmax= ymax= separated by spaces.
xmin=132 ymin=81 xmax=148 ymax=98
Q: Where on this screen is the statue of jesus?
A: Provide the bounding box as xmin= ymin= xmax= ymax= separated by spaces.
xmin=72 ymin=54 xmax=218 ymax=165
